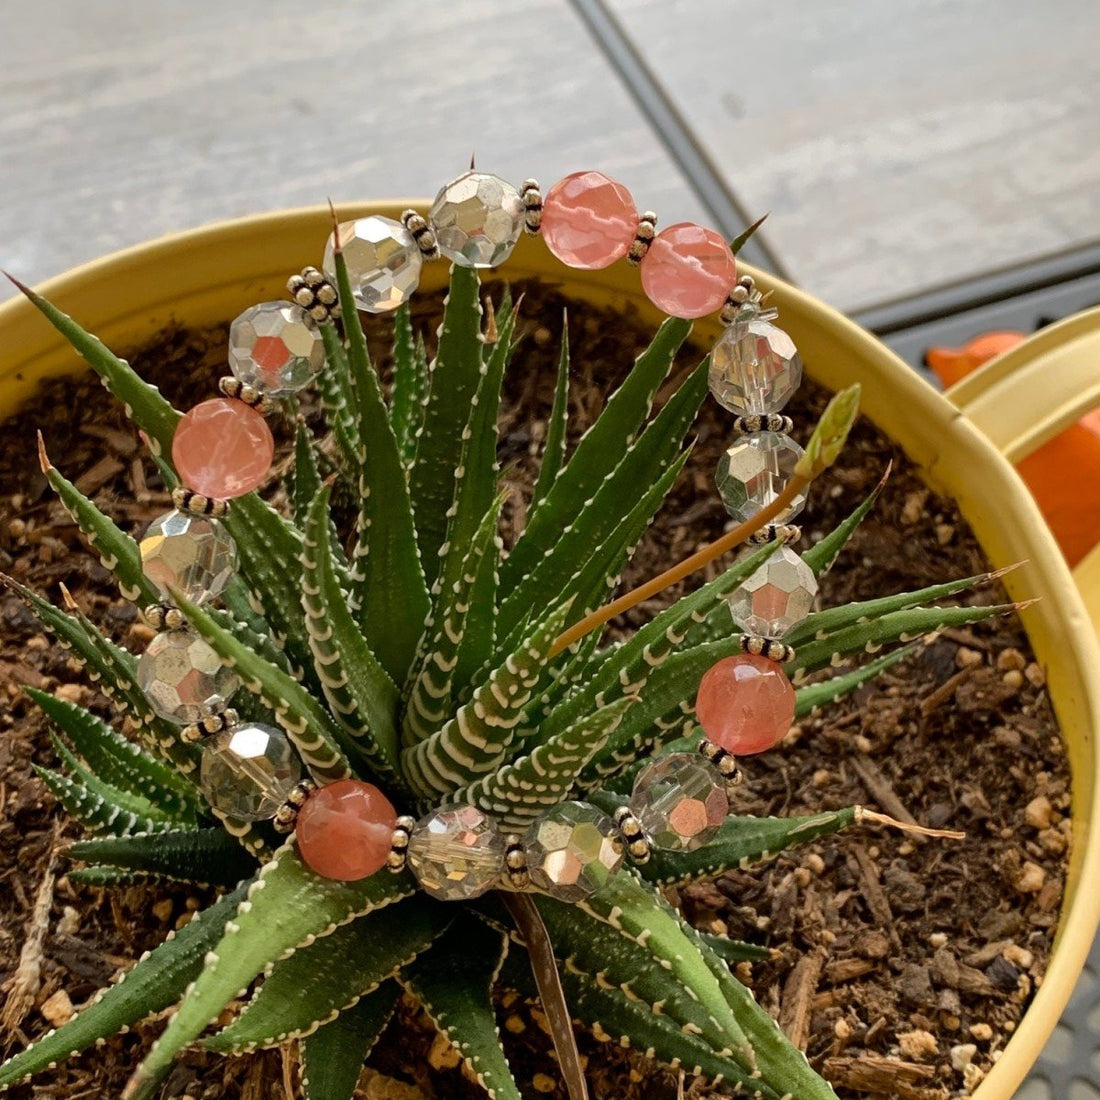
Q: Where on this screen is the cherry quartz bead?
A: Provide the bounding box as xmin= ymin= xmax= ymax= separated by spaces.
xmin=696 ymin=654 xmax=795 ymax=755
xmin=296 ymin=779 xmax=397 ymax=881
xmin=540 ymin=171 xmax=638 ymax=270
xmin=640 ymin=222 xmax=738 ymax=319
xmin=172 ymin=398 xmax=274 ymax=500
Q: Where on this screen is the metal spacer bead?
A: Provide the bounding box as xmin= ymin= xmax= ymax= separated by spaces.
xmin=521 ymin=178 xmax=543 ymax=234
xmin=739 ymin=635 xmax=796 ymax=663
xmin=387 ymin=815 xmax=416 ymax=873
xmin=272 ymin=778 xmax=319 ymax=834
xmin=288 ymin=266 xmax=341 ymax=322
xmin=402 ymin=210 xmax=441 ymax=260
xmin=172 ymin=487 xmax=229 ymax=518
xmin=218 ymin=376 xmax=273 ymax=413
xmin=613 ymin=806 xmax=651 ymax=864
xmin=627 ymin=212 xmax=658 ymax=266
xmin=733 ymin=413 xmax=793 ymax=435
xmin=697 ymin=738 xmax=745 ymax=788
xmin=503 ymin=833 xmax=530 ymax=889
xmin=143 ymin=603 xmax=187 ymax=631
xmin=180 ymin=706 xmax=240 ymax=745
xmin=748 ymin=524 xmax=802 ymax=546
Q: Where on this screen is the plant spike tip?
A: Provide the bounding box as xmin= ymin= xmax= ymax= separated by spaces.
xmin=795 ymin=383 xmax=862 ymax=480
xmin=730 ymin=212 xmax=769 ymax=255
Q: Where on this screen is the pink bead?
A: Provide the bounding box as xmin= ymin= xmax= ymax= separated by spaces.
xmin=296 ymin=779 xmax=398 ymax=881
xmin=640 ymin=222 xmax=738 ymax=319
xmin=541 ymin=171 xmax=638 ymax=270
xmin=172 ymin=398 xmax=274 ymax=500
xmin=696 ymin=654 xmax=795 ymax=755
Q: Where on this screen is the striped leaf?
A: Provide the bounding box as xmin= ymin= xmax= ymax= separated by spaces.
xmin=504 ymin=315 xmax=692 ymax=591
xmin=172 ymin=589 xmax=351 ymax=783
xmin=34 ymin=766 xmax=173 ymax=837
xmin=206 ymin=897 xmax=451 ymax=1052
xmin=408 ymin=264 xmax=484 ymax=583
xmin=300 ymin=488 xmax=403 ymax=791
xmin=401 ymin=600 xmax=574 ymax=799
xmin=331 ymin=248 xmax=429 ymax=681
xmin=528 ymin=315 xmax=570 ymax=514
xmin=399 ymin=915 xmax=520 ymax=1100
xmin=802 ymin=466 xmax=888 ymax=576
xmin=292 ymin=422 xmax=325 ymax=530
xmin=317 ymin=322 xmax=360 ymax=478
xmin=26 ymin=687 xmax=199 ymax=820
xmin=389 ymin=303 xmax=429 ymax=468
xmin=123 ymin=844 xmax=417 ymax=1100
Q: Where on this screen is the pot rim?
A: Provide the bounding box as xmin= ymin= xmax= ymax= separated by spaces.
xmin=2 ymin=203 xmax=1097 ymax=1098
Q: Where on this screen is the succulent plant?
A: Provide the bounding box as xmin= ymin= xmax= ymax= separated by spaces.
xmin=0 ymin=257 xmax=1016 ymax=1100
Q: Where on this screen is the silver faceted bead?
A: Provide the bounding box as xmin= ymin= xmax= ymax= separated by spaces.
xmin=406 ymin=803 xmax=505 ymax=901
xmin=429 ymin=171 xmax=525 ymax=268
xmin=228 ymin=301 xmax=324 ymax=396
xmin=524 ymin=801 xmax=623 ymax=902
xmin=139 ymin=509 xmax=237 ymax=606
xmin=728 ymin=545 xmax=818 ymax=638
xmin=136 ymin=628 xmax=240 ymax=725
xmin=716 ymin=432 xmax=806 ymax=524
xmin=709 ymin=318 xmax=802 ymax=415
xmin=200 ymin=722 xmax=303 ymax=821
xmin=629 ymin=753 xmax=729 ymax=852
xmin=323 ymin=216 xmax=423 ymax=314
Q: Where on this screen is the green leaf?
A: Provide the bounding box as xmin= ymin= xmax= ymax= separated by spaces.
xmin=504 ymin=315 xmax=692 ymax=591
xmin=389 ymin=303 xmax=428 ymax=468
xmin=300 ymin=488 xmax=404 ymax=791
xmin=206 ymin=898 xmax=451 ymax=1051
xmin=124 ymin=844 xmax=416 ymax=1100
xmin=500 ymin=357 xmax=707 ymax=639
xmin=801 ymin=467 xmax=888 ymax=576
xmin=317 ymin=322 xmax=361 ymax=478
xmin=34 ymin=765 xmax=172 ymax=837
xmin=399 ymin=915 xmax=521 ymax=1100
xmin=70 ymin=828 xmax=257 ymax=887
xmin=0 ymin=884 xmax=248 ymax=1090
xmin=408 ymin=264 xmax=484 ymax=582
xmin=402 ymin=496 xmax=504 ymax=746
xmin=402 ymin=599 xmax=574 ymax=799
xmin=455 ymin=696 xmax=633 ymax=829
xmin=331 ymin=248 xmax=430 ymax=681
xmin=788 ymin=601 xmax=1017 ymax=680
xmin=292 ymin=422 xmax=326 ymax=530
xmin=529 ymin=315 xmax=570 ymax=514
xmin=697 ymin=932 xmax=771 ymax=963
xmin=12 ymin=279 xmax=181 ymax=455
xmin=38 ymin=436 xmax=160 ymax=607
xmin=172 ymin=588 xmax=351 ymax=783
xmin=300 ymin=984 xmax=402 ymax=1100
xmin=639 ymin=807 xmax=857 ymax=887
xmin=26 ymin=687 xmax=199 ymax=820
xmin=794 ymin=643 xmax=920 ymax=717
xmin=795 ymin=383 xmax=861 ymax=480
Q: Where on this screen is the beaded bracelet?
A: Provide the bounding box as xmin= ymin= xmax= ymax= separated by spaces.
xmin=131 ymin=166 xmax=817 ymax=902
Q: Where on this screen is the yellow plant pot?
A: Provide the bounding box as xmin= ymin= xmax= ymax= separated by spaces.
xmin=2 ymin=205 xmax=1097 ymax=1099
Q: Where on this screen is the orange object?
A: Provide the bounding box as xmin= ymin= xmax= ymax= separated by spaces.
xmin=928 ymin=330 xmax=1100 ymax=565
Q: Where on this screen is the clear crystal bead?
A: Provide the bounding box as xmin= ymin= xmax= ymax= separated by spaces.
xmin=228 ymin=301 xmax=324 ymax=396
xmin=429 ymin=171 xmax=524 ymax=268
xmin=323 ymin=216 xmax=422 ymax=313
xmin=524 ymin=801 xmax=623 ymax=902
xmin=139 ymin=509 xmax=237 ymax=605
xmin=200 ymin=722 xmax=302 ymax=821
xmin=136 ymin=628 xmax=240 ymax=724
xmin=728 ymin=545 xmax=818 ymax=638
xmin=629 ymin=753 xmax=729 ymax=852
xmin=709 ymin=319 xmax=803 ymax=414
xmin=716 ymin=432 xmax=806 ymax=524
xmin=407 ymin=803 xmax=504 ymax=901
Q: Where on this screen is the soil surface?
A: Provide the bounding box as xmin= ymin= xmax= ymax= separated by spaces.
xmin=0 ymin=281 xmax=1070 ymax=1100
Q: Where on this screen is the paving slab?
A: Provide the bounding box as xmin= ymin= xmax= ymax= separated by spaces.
xmin=0 ymin=0 xmax=707 ymax=298
xmin=607 ymin=0 xmax=1100 ymax=312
